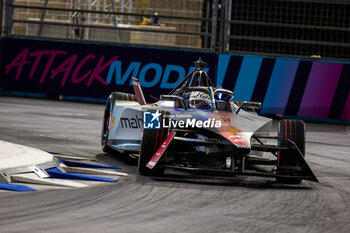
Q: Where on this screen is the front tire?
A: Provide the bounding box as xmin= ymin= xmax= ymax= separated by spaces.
xmin=101 ymin=96 xmax=114 ymax=153
xmin=276 ymin=119 xmax=306 ymax=184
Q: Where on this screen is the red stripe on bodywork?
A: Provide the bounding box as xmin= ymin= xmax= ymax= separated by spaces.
xmin=147 ymin=131 xmax=176 ymax=169
xmin=221 ymin=132 xmax=251 ymax=147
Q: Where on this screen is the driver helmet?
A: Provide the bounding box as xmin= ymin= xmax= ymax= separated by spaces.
xmin=188 ymin=91 xmax=212 ymax=109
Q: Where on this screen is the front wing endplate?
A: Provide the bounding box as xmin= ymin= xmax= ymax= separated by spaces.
xmin=146 ymin=131 xmax=176 ymax=169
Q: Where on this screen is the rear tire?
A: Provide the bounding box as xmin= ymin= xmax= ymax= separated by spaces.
xmin=138 ymin=112 xmax=168 ymax=176
xmin=276 ymin=119 xmax=306 ymax=184
xmin=101 ymin=92 xmax=138 ymax=154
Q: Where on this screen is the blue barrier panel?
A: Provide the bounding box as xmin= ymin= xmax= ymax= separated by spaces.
xmin=233 ymin=56 xmax=263 ymax=101
xmin=217 ymin=54 xmax=350 ymax=122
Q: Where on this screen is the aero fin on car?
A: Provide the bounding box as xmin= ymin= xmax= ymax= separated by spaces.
xmin=0 ymin=183 xmax=36 ymax=192
xmin=46 ymin=168 xmax=118 ymax=182
xmin=287 ymin=139 xmax=319 ymax=182
xmin=132 ymin=77 xmax=146 ymax=105
xmin=147 ymin=131 xmax=176 ymax=169
xmin=60 ymin=160 xmax=120 ymax=169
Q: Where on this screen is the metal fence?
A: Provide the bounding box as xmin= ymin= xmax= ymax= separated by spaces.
xmin=228 ymin=0 xmax=350 ymax=60
xmin=1 ymin=0 xmax=214 ymax=50
xmin=1 ymin=0 xmax=350 ymax=61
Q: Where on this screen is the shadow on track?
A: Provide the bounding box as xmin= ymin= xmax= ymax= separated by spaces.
xmin=97 ymin=152 xmax=314 ymax=191
xmin=151 ymin=172 xmax=313 ymax=190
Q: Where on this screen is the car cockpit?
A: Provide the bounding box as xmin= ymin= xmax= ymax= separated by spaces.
xmin=157 ymin=58 xmax=234 ymax=112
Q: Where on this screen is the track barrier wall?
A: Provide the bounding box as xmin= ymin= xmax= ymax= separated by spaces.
xmin=0 ymin=37 xmax=349 ymax=123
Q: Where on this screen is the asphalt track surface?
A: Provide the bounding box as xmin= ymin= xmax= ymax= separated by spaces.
xmin=0 ymin=96 xmax=349 ymax=233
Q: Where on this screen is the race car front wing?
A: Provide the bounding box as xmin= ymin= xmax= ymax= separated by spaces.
xmin=146 ymin=131 xmax=319 ymax=183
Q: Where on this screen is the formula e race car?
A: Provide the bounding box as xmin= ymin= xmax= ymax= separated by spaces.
xmin=101 ymin=58 xmax=318 ymax=184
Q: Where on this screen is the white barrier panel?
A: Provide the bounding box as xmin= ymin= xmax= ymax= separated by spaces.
xmin=0 ymin=140 xmax=53 ymax=170
xmin=61 ymin=163 xmax=127 ymax=176
xmin=11 ymin=173 xmax=88 ymax=188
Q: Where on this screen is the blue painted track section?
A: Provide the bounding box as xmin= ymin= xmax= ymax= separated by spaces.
xmin=60 ymin=160 xmax=120 ymax=169
xmin=0 ymin=183 xmax=36 ymax=192
xmin=46 ymin=168 xmax=118 ymax=182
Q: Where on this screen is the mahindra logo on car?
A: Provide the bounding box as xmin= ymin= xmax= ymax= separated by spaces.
xmin=120 ymin=115 xmax=143 ymax=128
